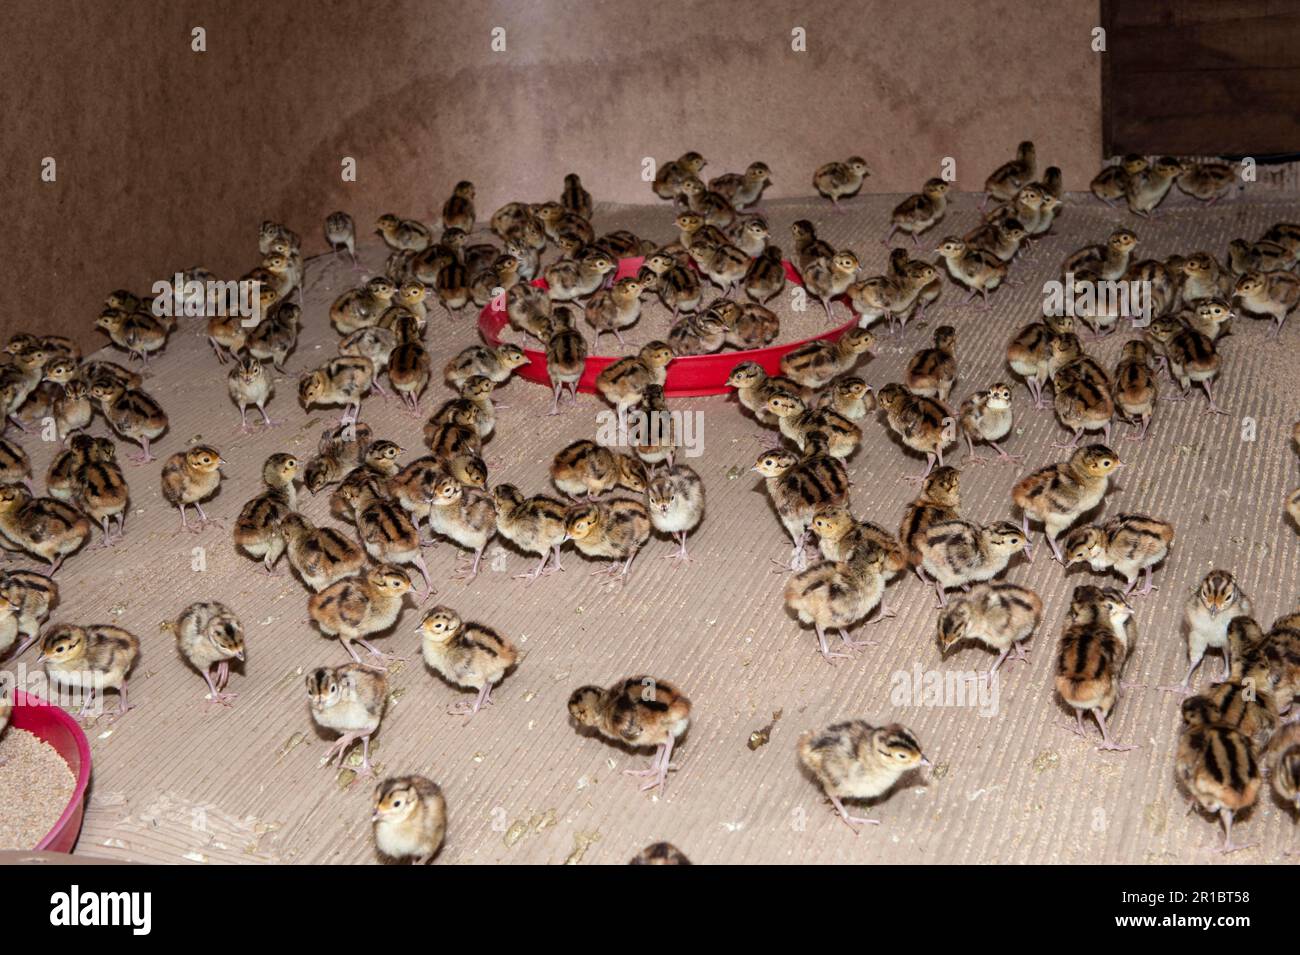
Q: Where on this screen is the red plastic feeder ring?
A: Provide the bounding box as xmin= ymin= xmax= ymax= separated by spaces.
xmin=476 ymin=256 xmax=857 ymax=398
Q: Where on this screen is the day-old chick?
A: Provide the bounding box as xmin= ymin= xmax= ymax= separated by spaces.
xmin=339 ymin=326 xmax=397 ymax=398
xmin=785 ymin=543 xmax=887 ymax=663
xmin=0 ymin=437 xmax=31 ymax=490
xmin=1183 ymin=298 xmax=1234 ymax=342
xmin=424 ymin=476 xmax=497 ymax=580
xmin=551 ymin=440 xmax=643 ymax=500
xmin=651 ymin=151 xmax=707 ymax=206
xmin=376 ymin=214 xmax=432 ymax=253
xmin=935 ymin=236 xmax=1007 ymax=307
xmin=227 ymin=353 xmax=278 ymax=432
xmin=1176 ymin=700 xmax=1261 ymax=852
xmin=666 ymin=309 xmax=727 ymax=358
xmin=938 ymin=582 xmax=1042 ymax=676
xmin=709 ymin=161 xmax=771 ymax=211
xmin=40 ymin=623 xmax=139 ymax=719
xmin=1163 ymin=571 xmax=1253 ymax=692
xmin=1233 ymin=268 xmax=1299 ymax=339
xmin=568 ymin=676 xmax=691 ymax=797
xmin=417 ymin=606 xmax=518 ymax=719
xmin=1144 ymin=316 xmax=1226 ymax=415
xmin=1063 ymin=229 xmax=1139 ymax=282
xmin=1090 ymin=154 xmax=1148 ymax=207
xmin=160 ymin=445 xmax=224 ymax=532
xmin=325 ymin=210 xmax=357 ymax=265
xmin=1006 ymin=312 xmax=1075 ymax=409
xmin=983 ymin=140 xmax=1035 ymax=208
xmin=799 ymin=250 xmax=860 ymax=323
xmin=813 ymin=156 xmax=871 ymax=211
xmin=1110 ymin=340 xmax=1158 ymax=441
xmin=1051 ymin=349 xmax=1115 ymax=447
xmin=544 ymin=250 xmax=616 ymax=304
xmin=1182 ymin=680 xmax=1278 ymax=750
xmin=309 ymin=564 xmax=412 ymax=665
xmin=780 ymin=328 xmax=874 ymax=390
xmin=721 ymin=301 xmax=781 ymax=351
xmin=233 ymin=453 xmax=298 ymax=574
xmin=645 ymin=464 xmax=704 ymax=562
xmin=823 ymin=376 xmax=874 ymax=422
xmin=308 ymin=663 xmax=387 ymax=778
xmin=1012 ymin=444 xmax=1122 ymax=562
xmin=729 ymin=216 xmax=771 ymax=259
xmin=583 ymin=277 xmax=646 ymax=348
xmin=595 ymin=341 xmax=674 ymax=425
xmin=279 ymin=511 xmax=365 ymax=593
xmin=957 ymin=382 xmax=1021 ymax=465
xmin=752 ymin=445 xmax=850 ymax=570
xmin=492 ymin=484 xmax=569 ymax=581
xmin=766 ymin=393 xmax=861 ymax=459
xmin=299 ymin=356 xmax=373 ymax=425
xmin=95 ymin=308 xmax=170 ymax=365
xmin=644 ymin=250 xmax=702 ymax=320
xmin=1177 ymin=161 xmax=1238 ymax=204
xmin=886 ymin=178 xmax=950 ymax=246
xmin=88 ymin=379 xmax=167 ymax=463
xmin=1055 ymin=586 xmax=1137 ymax=751
xmin=726 ymin=361 xmax=802 ymax=428
xmin=439 ymin=180 xmax=476 ymax=233
xmin=810 ymin=505 xmax=907 ymax=575
xmin=1265 ymin=723 xmax=1300 ymax=816
xmin=75 ymin=443 xmax=129 ymax=547
xmin=543 ymin=310 xmax=588 ymax=415
xmin=51 ymin=380 xmax=91 ymax=443
xmin=905 ymin=325 xmax=958 ymax=402
xmin=337 ymin=481 xmax=433 ymax=601
xmin=918 ymin=519 xmax=1028 ymax=607
xmin=0 ymin=483 xmax=91 ymax=575
xmin=629 ymin=843 xmax=691 ymax=865
xmin=876 ymin=382 xmax=956 ymax=483
xmin=0 ymin=569 xmax=57 ymax=658
xmin=565 ymin=498 xmax=651 ymax=580
xmin=372 ymin=775 xmax=446 ymax=864
xmin=798 ymin=721 xmax=927 ymax=832
xmin=46 ymin=435 xmax=95 ymax=503
xmin=331 ymin=278 xmax=398 ymax=335
xmin=386 ymin=327 xmax=431 ymax=415
xmin=176 ymin=601 xmax=245 ymax=705
xmin=1125 ymin=156 xmax=1183 ymax=216
xmin=444 ymin=343 xmax=527 ymax=392
xmin=1061 ymin=514 xmax=1174 ymax=596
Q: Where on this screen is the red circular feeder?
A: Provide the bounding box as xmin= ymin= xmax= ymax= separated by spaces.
xmin=10 ymin=690 xmax=92 ymax=852
xmin=476 ymin=256 xmax=857 ymax=398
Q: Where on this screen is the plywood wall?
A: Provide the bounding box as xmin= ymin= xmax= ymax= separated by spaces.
xmin=0 ymin=0 xmax=1102 ymax=350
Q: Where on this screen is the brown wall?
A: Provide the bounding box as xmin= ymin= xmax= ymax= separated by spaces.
xmin=0 ymin=0 xmax=1101 ymax=352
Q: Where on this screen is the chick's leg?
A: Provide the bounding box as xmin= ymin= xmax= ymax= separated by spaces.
xmin=1093 ymin=710 xmax=1137 ymax=752
xmin=814 ymin=623 xmax=851 ymax=663
xmin=257 ymin=404 xmax=282 ymax=428
xmin=410 ymin=554 xmax=435 ymax=601
xmin=828 ymin=793 xmax=880 ymax=833
xmin=201 ymin=666 xmax=236 ymax=706
xmin=513 ymin=550 xmax=552 ymax=581
xmin=1199 ymin=379 xmax=1228 ymax=416
xmin=127 ymin=437 xmax=156 ymax=464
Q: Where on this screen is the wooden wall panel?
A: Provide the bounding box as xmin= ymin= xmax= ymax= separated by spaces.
xmin=1103 ymin=0 xmax=1300 ymax=156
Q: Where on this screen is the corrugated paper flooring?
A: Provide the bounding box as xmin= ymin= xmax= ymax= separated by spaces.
xmin=4 ymin=187 xmax=1300 ymax=865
